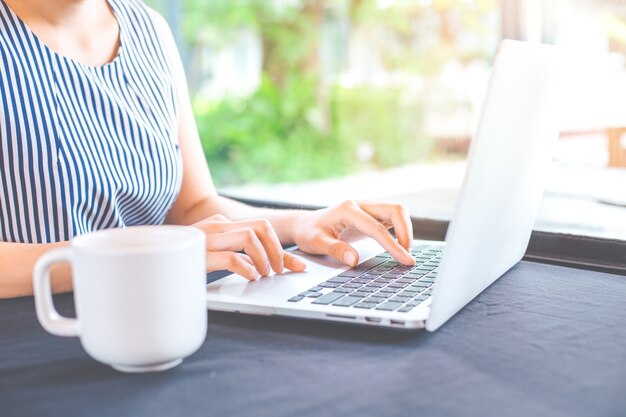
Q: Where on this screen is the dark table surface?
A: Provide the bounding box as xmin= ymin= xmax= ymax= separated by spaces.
xmin=1 ymin=261 xmax=625 ymax=417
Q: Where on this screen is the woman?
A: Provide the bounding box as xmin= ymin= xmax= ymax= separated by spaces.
xmin=0 ymin=0 xmax=414 ymax=298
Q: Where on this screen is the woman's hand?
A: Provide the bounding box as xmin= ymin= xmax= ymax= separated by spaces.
xmin=291 ymin=200 xmax=415 ymax=267
xmin=193 ymin=214 xmax=306 ymax=281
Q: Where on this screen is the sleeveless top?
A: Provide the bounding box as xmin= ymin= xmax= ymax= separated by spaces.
xmin=0 ymin=0 xmax=182 ymax=244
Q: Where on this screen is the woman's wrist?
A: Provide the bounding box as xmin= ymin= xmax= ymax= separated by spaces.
xmin=273 ymin=209 xmax=309 ymax=246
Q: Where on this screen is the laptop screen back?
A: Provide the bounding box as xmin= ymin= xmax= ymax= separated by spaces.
xmin=426 ymin=40 xmax=563 ymax=331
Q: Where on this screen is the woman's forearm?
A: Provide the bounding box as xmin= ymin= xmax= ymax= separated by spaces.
xmin=210 ymin=196 xmax=305 ymax=245
xmin=0 ymin=241 xmax=71 ymax=298
xmin=2 ymin=194 xmax=302 ymax=298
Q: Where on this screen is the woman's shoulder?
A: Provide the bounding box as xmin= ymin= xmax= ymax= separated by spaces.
xmin=111 ymin=0 xmax=162 ymax=27
xmin=143 ymin=4 xmax=168 ymax=31
xmin=123 ymin=0 xmax=169 ymax=35
xmin=0 ymin=3 xmax=20 ymax=62
xmin=109 ymin=0 xmax=170 ymax=51
xmin=0 ymin=2 xmax=14 ymax=39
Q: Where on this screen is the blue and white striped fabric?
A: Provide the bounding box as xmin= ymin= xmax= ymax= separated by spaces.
xmin=0 ymin=0 xmax=182 ymax=243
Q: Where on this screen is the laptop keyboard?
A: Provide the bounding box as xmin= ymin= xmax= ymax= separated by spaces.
xmin=287 ymin=245 xmax=442 ymax=313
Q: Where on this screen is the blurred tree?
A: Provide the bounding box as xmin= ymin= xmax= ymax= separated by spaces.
xmin=144 ymin=0 xmax=498 ymax=185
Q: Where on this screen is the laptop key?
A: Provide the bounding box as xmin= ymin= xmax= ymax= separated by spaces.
xmin=320 ymin=282 xmax=341 ymax=288
xmin=391 ymin=292 xmax=411 ymax=299
xmin=306 ymin=292 xmax=322 ymax=298
xmin=350 ymin=291 xmax=370 ymax=298
xmin=327 ymin=276 xmax=351 ymax=284
xmin=342 ymin=282 xmax=362 ymax=289
xmin=334 ymin=288 xmax=353 ymax=293
xmin=312 ymin=292 xmax=345 ymax=305
xmin=353 ymin=257 xmax=387 ymax=273
xmin=375 ymin=301 xmax=403 ymax=311
xmin=389 ymin=296 xmax=411 ymax=303
xmin=374 ymin=265 xmax=394 ymax=271
xmin=398 ymin=305 xmax=415 ymax=313
xmin=359 ymin=274 xmax=378 ymax=279
xmin=333 ymin=296 xmax=361 ymax=307
xmin=288 ymin=296 xmax=304 ymax=302
xmin=354 ymin=302 xmax=378 ymax=309
xmin=379 ymin=287 xmax=400 ymax=294
xmin=337 ymin=270 xmax=362 ymax=278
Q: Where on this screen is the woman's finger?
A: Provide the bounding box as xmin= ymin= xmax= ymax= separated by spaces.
xmin=207 ymin=213 xmax=230 ymax=222
xmin=306 ymin=232 xmax=360 ymax=267
xmin=357 ymin=201 xmax=413 ymax=251
xmin=205 ymin=228 xmax=271 ymax=276
xmin=213 ymin=219 xmax=285 ymax=274
xmin=341 ymin=201 xmax=414 ymax=265
xmin=206 ymin=251 xmax=259 ymax=281
xmin=192 ymin=215 xmax=232 ymax=234
xmin=284 ymin=252 xmax=307 ymax=272
xmin=239 ymin=253 xmax=254 ymax=266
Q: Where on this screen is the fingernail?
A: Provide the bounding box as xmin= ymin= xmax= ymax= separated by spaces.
xmin=405 ymin=251 xmax=415 ymax=265
xmin=293 ymin=257 xmax=306 ymax=270
xmin=343 ymin=251 xmax=357 ymax=266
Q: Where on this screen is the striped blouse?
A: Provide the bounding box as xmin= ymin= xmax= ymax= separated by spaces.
xmin=0 ymin=0 xmax=182 ymax=244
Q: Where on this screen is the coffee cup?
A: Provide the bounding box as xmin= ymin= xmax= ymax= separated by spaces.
xmin=33 ymin=226 xmax=207 ymax=373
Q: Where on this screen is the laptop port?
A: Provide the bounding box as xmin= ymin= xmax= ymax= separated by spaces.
xmin=364 ymin=317 xmax=382 ymax=323
xmin=390 ymin=319 xmax=406 ymax=326
xmin=326 ymin=314 xmax=356 ymax=320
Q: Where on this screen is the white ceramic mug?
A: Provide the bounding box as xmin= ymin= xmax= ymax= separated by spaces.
xmin=33 ymin=226 xmax=207 ymax=373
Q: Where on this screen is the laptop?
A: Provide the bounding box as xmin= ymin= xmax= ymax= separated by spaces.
xmin=206 ymin=40 xmax=562 ymax=331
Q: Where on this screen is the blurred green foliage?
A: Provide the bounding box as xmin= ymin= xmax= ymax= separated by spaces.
xmin=145 ymin=0 xmax=496 ymax=185
xmin=336 ymin=86 xmax=430 ymax=169
xmin=194 ymin=74 xmax=352 ymax=183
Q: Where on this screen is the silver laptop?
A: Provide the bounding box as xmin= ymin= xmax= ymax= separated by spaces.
xmin=206 ymin=40 xmax=562 ymax=331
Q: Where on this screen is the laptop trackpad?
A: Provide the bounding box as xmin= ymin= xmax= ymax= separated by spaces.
xmin=206 ymin=238 xmax=385 ymax=301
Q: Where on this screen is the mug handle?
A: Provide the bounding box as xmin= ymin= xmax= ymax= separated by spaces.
xmin=33 ymin=247 xmax=80 ymax=337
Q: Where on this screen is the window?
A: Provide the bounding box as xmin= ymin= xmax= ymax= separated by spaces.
xmin=148 ymin=0 xmax=626 ymax=241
